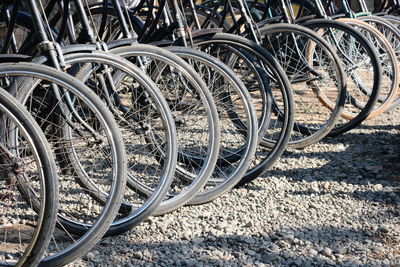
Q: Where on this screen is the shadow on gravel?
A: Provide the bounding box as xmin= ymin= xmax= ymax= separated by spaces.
xmin=102 ymin=224 xmax=397 ymax=266
xmin=356 ymin=124 xmax=400 ymax=131
xmin=254 ymin=130 xmax=400 ymax=186
xmin=290 ymin=188 xmax=400 ymax=206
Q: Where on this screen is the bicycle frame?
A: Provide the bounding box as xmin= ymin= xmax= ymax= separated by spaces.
xmin=1 ymin=0 xmax=105 ymax=140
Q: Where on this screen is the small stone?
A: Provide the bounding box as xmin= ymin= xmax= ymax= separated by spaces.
xmin=380 ymin=225 xmax=390 ymax=233
xmin=212 ymin=250 xmax=223 ymax=258
xmin=91 ymin=257 xmax=102 ymax=264
xmin=247 ymin=250 xmax=256 ymax=256
xmin=261 ymin=253 xmax=276 ymax=264
xmin=308 ymin=184 xmax=320 ymax=193
xmin=321 ymin=247 xmax=332 ymax=257
xmin=374 ymin=184 xmax=383 ymax=190
xmin=355 ymin=250 xmax=367 ymax=255
xmin=276 ymin=240 xmax=288 ymax=248
xmin=283 ymin=233 xmax=295 ymax=241
xmin=244 ymin=221 xmax=253 ymax=227
xmin=84 ymin=252 xmax=95 ymax=261
xmin=322 ymin=182 xmax=330 ymax=190
xmin=248 ymin=191 xmax=257 ymax=198
xmin=335 ymin=247 xmax=347 ymax=255
xmin=355 ymin=246 xmax=369 ymax=252
xmin=120 ymin=247 xmax=130 ymax=254
xmin=269 ymin=243 xmax=280 ymax=252
xmin=383 ymin=259 xmax=390 ymax=265
xmin=244 ymin=237 xmax=256 ymax=244
xmin=216 ymin=222 xmax=227 ymax=230
xmin=293 ymin=258 xmax=302 ymax=266
xmin=192 ymin=237 xmax=204 ymax=244
xmin=365 ymin=166 xmax=382 ymax=172
xmin=300 ymin=260 xmax=312 ymax=267
xmin=308 ymin=249 xmax=318 ymax=257
xmin=293 ymin=238 xmax=300 ymax=244
xmin=143 ymin=249 xmax=151 ymax=259
xmin=372 ymin=247 xmax=385 ymax=253
xmin=133 ymin=251 xmax=143 ymax=260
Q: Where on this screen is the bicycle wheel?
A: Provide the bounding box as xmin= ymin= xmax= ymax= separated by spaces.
xmin=188 ymin=33 xmax=294 ymax=187
xmin=1 ymin=63 xmax=127 ymax=266
xmin=165 ymin=46 xmax=259 ymax=204
xmin=50 ymin=50 xmax=178 ymax=235
xmin=0 ymin=86 xmax=58 ymax=266
xmin=358 ymin=15 xmax=400 ymax=109
xmin=301 ymin=18 xmax=382 ymax=136
xmin=257 ymin=23 xmax=346 ymax=148
xmin=109 ymin=44 xmax=220 ymax=214
xmin=336 ymin=17 xmax=399 ymax=116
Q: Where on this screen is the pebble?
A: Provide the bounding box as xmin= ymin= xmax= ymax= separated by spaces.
xmin=244 ymin=221 xmax=253 ymax=227
xmin=185 ymin=259 xmax=198 ymax=265
xmin=380 ymin=225 xmax=390 ymax=233
xmin=192 ymin=237 xmax=204 ymax=244
xmin=308 ymin=249 xmax=318 ymax=257
xmin=374 ymin=184 xmax=384 ymax=190
xmin=247 ymin=250 xmax=256 ymax=256
xmin=84 ymin=252 xmax=95 ymax=261
xmin=216 ymin=222 xmax=227 ymax=230
xmin=321 ymin=247 xmax=332 ymax=257
xmin=261 ymin=253 xmax=276 ymax=264
xmin=283 ymin=233 xmax=294 ymax=241
xmin=268 ymin=244 xmax=280 ymax=252
xmin=132 ymin=251 xmax=142 ymax=260
xmin=372 ymin=247 xmax=385 ymax=253
xmin=120 ymin=247 xmax=130 ymax=254
xmin=335 ymin=247 xmax=347 ymax=255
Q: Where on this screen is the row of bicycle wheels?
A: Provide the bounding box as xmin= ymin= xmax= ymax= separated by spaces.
xmin=1 ymin=0 xmax=399 ymax=266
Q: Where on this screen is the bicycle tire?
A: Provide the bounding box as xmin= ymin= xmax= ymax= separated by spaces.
xmin=187 ymin=33 xmax=294 ymax=187
xmin=301 ymin=18 xmax=382 ymax=136
xmin=1 ymin=63 xmax=127 ymax=267
xmin=336 ymin=17 xmax=399 ymax=117
xmin=165 ymin=46 xmax=259 ymax=204
xmin=109 ymin=44 xmax=221 ymax=214
xmin=256 ymin=23 xmax=347 ymax=148
xmin=0 ymin=84 xmax=58 ymax=266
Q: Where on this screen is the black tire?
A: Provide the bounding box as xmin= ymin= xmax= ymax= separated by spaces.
xmin=362 ymin=14 xmax=400 ymax=109
xmin=110 ymin=44 xmax=221 ymax=214
xmin=1 ymin=63 xmax=127 ymax=267
xmin=336 ymin=17 xmax=399 ymax=117
xmin=166 ymin=46 xmax=259 ymax=204
xmin=0 ymin=85 xmax=58 ymax=266
xmin=187 ymin=33 xmax=294 ymax=187
xmin=300 ymin=19 xmax=382 ymax=136
xmin=44 ymin=50 xmax=178 ymax=236
xmin=256 ymin=23 xmax=347 ymax=148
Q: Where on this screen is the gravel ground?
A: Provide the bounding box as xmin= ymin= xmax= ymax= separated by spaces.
xmin=72 ymin=107 xmax=400 ymax=267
